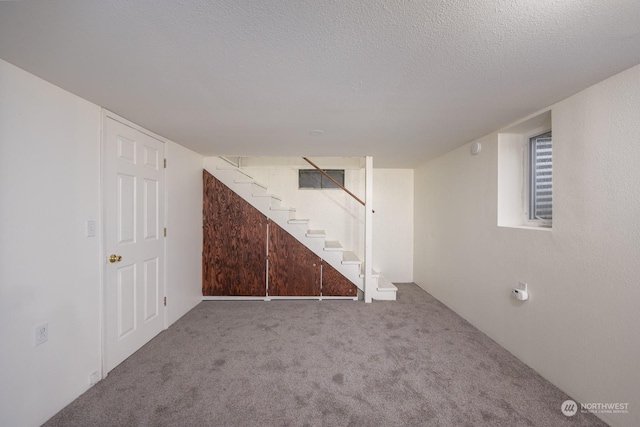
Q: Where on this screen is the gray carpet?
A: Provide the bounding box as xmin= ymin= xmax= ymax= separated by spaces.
xmin=45 ymin=284 xmax=606 ymax=426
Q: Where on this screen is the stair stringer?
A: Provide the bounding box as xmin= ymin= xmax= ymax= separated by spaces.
xmin=203 ymin=157 xmax=368 ymax=295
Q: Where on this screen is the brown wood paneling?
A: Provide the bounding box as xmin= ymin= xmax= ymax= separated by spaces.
xmin=321 ymin=261 xmax=358 ymax=297
xmin=268 ymin=221 xmax=321 ymax=296
xmin=202 ymin=170 xmax=267 ymax=296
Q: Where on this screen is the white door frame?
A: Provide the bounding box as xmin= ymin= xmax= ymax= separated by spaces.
xmin=100 ymin=109 xmax=169 ymax=378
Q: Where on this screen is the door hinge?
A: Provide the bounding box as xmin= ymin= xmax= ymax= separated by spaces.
xmin=164 ymin=227 xmax=167 ymax=237
xmin=164 ymin=158 xmax=167 ymax=168
xmin=164 ymin=296 xmax=167 ymax=306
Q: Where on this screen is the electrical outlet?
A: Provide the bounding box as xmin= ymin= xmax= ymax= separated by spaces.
xmin=35 ymin=322 xmax=48 ymax=346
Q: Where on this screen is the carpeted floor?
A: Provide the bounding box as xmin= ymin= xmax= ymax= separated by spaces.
xmin=45 ymin=284 xmax=606 ymax=426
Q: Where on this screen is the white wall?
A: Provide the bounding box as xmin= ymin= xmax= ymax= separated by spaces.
xmin=166 ymin=142 xmax=203 ymax=326
xmin=372 ymin=169 xmax=413 ymax=282
xmin=414 ymin=63 xmax=640 ymax=427
xmin=0 ymin=59 xmax=203 ymax=427
xmin=0 ymin=59 xmax=102 ymax=427
xmin=223 ymin=157 xmax=413 ymax=282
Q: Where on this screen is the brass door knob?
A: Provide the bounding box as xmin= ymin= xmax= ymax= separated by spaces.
xmin=108 ymin=254 xmax=122 ymax=263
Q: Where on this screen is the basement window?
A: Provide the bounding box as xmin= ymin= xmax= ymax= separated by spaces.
xmin=528 ymin=131 xmax=552 ymax=226
xmin=299 ymin=169 xmax=345 ymax=189
xmin=497 ymin=110 xmax=552 ymax=230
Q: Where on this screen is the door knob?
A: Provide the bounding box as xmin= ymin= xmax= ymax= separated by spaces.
xmin=108 ymin=254 xmax=122 ymax=263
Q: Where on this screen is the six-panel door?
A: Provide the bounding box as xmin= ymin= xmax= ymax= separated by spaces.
xmin=105 ymin=117 xmax=165 ymax=373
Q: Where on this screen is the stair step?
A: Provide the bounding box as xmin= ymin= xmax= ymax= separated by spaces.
xmin=324 ymin=241 xmax=344 ymax=251
xmin=236 ymin=181 xmax=269 ymax=193
xmin=233 ymin=169 xmax=267 ymax=190
xmin=219 ymin=156 xmax=239 ymax=167
xmin=288 ymin=219 xmax=310 ymax=225
xmin=306 ymin=230 xmax=325 ymax=238
xmin=270 ymin=206 xmax=296 ymax=212
xmin=234 ymin=177 xmax=253 ymax=184
xmin=253 ymin=182 xmax=269 ymax=190
xmin=359 ymin=270 xmax=380 ymax=278
xmin=377 ymin=276 xmax=398 ymax=293
xmin=216 ymin=164 xmax=239 ymax=170
xmin=252 ymin=193 xmax=282 ymax=201
xmin=233 ymin=168 xmax=253 ymax=178
xmin=342 ymin=251 xmax=362 ymax=265
xmin=234 ymin=177 xmax=268 ymax=190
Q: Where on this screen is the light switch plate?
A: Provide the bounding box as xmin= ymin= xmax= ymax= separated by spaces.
xmin=86 ymin=220 xmax=96 ymax=237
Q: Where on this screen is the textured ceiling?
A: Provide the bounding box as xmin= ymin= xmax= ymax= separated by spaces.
xmin=1 ymin=1 xmax=640 ymax=167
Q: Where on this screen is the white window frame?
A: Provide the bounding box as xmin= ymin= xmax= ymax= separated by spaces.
xmin=524 ymin=129 xmax=552 ymax=228
xmin=298 ymin=169 xmax=345 ymax=189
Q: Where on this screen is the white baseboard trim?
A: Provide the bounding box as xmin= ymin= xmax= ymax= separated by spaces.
xmin=202 ymin=296 xmax=358 ymax=301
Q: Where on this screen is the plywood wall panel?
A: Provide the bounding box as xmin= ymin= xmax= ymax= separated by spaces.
xmin=268 ymin=221 xmax=321 ymax=296
xmin=202 ymin=171 xmax=266 ymax=296
xmin=322 ymin=262 xmax=358 ymax=297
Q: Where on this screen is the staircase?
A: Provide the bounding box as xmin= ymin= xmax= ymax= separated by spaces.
xmin=203 ymin=156 xmax=397 ymax=301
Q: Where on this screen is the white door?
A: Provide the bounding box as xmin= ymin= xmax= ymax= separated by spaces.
xmin=104 ymin=117 xmax=165 ymax=373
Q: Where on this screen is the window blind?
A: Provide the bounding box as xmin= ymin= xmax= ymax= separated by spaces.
xmin=530 ymin=134 xmax=552 ymax=221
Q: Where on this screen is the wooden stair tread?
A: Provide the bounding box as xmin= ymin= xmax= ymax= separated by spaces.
xmin=234 ymin=168 xmax=253 ymax=179
xmin=341 ymin=251 xmax=361 ymax=265
xmin=288 ymin=219 xmax=310 ymax=224
xmin=252 ymin=193 xmax=282 ymax=201
xmin=324 ymin=241 xmax=344 ymax=251
xmin=377 ymin=276 xmax=398 ymax=292
xmin=270 ymin=206 xmax=296 ymax=212
xmin=234 ymin=179 xmax=268 ymax=190
xmin=219 ymin=156 xmax=239 ymax=167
